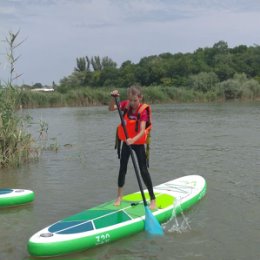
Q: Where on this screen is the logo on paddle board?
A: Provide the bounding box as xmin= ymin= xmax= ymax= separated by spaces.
xmin=96 ymin=233 xmax=110 ymax=245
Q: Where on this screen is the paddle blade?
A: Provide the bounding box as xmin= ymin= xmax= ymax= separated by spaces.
xmin=144 ymin=206 xmax=164 ymax=236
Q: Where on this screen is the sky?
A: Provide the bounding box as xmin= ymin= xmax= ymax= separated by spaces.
xmin=0 ymin=0 xmax=260 ymax=86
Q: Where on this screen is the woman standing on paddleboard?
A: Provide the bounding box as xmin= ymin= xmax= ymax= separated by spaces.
xmin=109 ymin=85 xmax=156 ymax=210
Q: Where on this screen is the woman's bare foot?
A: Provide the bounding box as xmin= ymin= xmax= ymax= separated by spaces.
xmin=149 ymin=199 xmax=156 ymax=210
xmin=114 ymin=197 xmax=122 ymax=206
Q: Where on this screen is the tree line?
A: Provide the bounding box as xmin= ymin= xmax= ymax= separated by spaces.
xmin=55 ymin=41 xmax=260 ymax=99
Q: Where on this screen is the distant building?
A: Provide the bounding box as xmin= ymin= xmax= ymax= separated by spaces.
xmin=31 ymin=88 xmax=54 ymax=92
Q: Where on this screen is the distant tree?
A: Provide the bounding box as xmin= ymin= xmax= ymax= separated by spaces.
xmin=32 ymin=83 xmax=43 ymax=89
xmin=213 ymin=53 xmax=235 ymax=81
xmin=230 ymin=44 xmax=248 ymax=54
xmin=246 ymin=45 xmax=260 ymax=77
xmin=135 ymin=65 xmax=150 ymax=86
xmin=57 ymin=41 xmax=260 ymax=93
xmin=230 ymin=45 xmax=254 ymax=76
xmin=90 ymin=71 xmax=101 ymax=87
xmin=91 ymin=56 xmax=102 ymax=71
xmin=118 ymin=60 xmax=136 ymax=87
xmin=136 ymin=55 xmax=168 ymax=85
xmin=85 ymin=56 xmax=91 ymax=71
xmin=101 ymin=56 xmax=117 ymax=68
xmin=75 ymin=57 xmax=86 ymax=72
xmin=99 ymin=66 xmax=119 ymax=87
xmin=213 ymin=40 xmax=229 ymax=53
xmin=158 ymin=52 xmax=174 ymax=59
xmin=192 ymin=48 xmax=211 ymax=73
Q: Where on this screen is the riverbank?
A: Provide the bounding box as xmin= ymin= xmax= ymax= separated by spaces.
xmin=16 ymin=86 xmax=260 ymax=109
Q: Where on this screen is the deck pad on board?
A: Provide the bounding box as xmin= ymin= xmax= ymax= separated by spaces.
xmin=47 ymin=193 xmax=173 ymax=234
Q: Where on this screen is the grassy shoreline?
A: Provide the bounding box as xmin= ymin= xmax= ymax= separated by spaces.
xmin=17 ymin=86 xmax=260 ymax=109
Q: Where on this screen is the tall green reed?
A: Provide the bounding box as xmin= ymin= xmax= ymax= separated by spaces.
xmin=0 ymin=87 xmax=37 ymax=167
xmin=0 ymin=30 xmax=41 ymax=168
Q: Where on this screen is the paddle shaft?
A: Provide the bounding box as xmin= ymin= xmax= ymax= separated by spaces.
xmin=113 ymin=96 xmax=148 ymax=207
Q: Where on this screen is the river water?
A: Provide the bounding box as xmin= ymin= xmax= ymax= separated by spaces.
xmin=0 ymin=102 xmax=259 ymax=260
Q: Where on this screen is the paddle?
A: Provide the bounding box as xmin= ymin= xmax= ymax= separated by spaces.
xmin=112 ymin=94 xmax=163 ymax=236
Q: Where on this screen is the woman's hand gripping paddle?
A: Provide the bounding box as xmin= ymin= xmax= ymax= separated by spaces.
xmin=112 ymin=93 xmax=163 ymax=236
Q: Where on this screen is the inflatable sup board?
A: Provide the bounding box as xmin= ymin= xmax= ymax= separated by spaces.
xmin=28 ymin=175 xmax=206 ymax=257
xmin=0 ymin=188 xmax=34 ymax=207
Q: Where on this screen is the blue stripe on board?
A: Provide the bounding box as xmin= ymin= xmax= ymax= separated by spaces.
xmin=48 ymin=220 xmax=94 ymax=234
xmin=57 ymin=221 xmax=94 ymax=234
xmin=49 ymin=221 xmax=84 ymax=233
xmin=0 ymin=189 xmax=13 ymax=195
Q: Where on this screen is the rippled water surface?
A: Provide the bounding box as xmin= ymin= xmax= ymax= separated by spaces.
xmin=0 ymin=102 xmax=259 ymax=260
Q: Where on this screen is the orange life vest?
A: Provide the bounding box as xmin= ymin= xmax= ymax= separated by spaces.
xmin=117 ymin=102 xmax=152 ymax=145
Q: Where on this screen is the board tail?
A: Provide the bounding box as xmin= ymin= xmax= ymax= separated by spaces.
xmin=144 ymin=206 xmax=164 ymax=236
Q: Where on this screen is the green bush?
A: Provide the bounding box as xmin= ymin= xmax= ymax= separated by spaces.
xmin=217 ymin=73 xmax=260 ymax=100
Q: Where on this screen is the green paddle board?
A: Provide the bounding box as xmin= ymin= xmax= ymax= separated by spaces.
xmin=28 ymin=175 xmax=206 ymax=257
xmin=0 ymin=188 xmax=34 ymax=207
